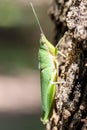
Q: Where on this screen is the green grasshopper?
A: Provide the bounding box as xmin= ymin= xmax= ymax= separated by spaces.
xmin=30 ymin=3 xmax=65 ymax=124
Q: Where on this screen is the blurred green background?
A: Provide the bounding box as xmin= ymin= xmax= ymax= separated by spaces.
xmin=0 ymin=0 xmax=53 ymax=130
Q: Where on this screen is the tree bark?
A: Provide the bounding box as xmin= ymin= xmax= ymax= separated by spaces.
xmin=46 ymin=0 xmax=87 ymax=130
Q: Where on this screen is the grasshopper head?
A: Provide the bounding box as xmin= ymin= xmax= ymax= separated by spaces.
xmin=40 ymin=33 xmax=58 ymax=56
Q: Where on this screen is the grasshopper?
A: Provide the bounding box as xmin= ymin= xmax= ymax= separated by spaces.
xmin=30 ymin=3 xmax=65 ymax=124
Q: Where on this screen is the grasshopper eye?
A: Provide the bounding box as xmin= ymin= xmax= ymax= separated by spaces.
xmin=42 ymin=41 xmax=45 ymax=45
xmin=40 ymin=37 xmax=46 ymax=46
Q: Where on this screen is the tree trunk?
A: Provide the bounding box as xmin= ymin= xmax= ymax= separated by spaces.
xmin=46 ymin=0 xmax=87 ymax=130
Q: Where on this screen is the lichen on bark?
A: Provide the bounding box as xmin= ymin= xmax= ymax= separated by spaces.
xmin=46 ymin=0 xmax=87 ymax=130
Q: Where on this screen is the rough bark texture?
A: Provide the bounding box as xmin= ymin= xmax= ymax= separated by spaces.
xmin=46 ymin=0 xmax=87 ymax=130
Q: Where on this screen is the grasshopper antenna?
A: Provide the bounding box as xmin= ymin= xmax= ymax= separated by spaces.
xmin=30 ymin=2 xmax=44 ymax=34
